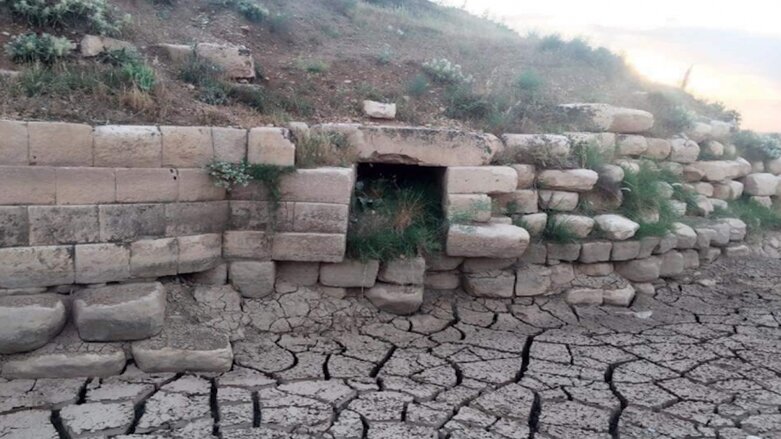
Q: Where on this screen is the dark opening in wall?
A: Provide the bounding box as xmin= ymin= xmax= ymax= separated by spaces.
xmin=347 ymin=163 xmax=447 ymax=262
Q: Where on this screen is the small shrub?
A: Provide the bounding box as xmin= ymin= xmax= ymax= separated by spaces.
xmin=712 ymin=197 xmax=781 ymax=233
xmin=538 ymin=34 xmax=565 ymax=51
xmin=422 ymin=58 xmax=473 ymax=84
xmin=4 ymin=0 xmax=128 ymax=35
xmin=268 ymin=12 xmax=291 ymax=35
xmin=207 ymin=160 xmax=251 ymax=191
xmin=179 ymin=56 xmax=224 ymax=87
xmin=295 ymin=58 xmax=329 ymax=73
xmin=376 ymin=45 xmax=393 ymax=65
xmin=543 ymin=217 xmax=579 ymax=244
xmin=572 ymin=140 xmax=611 ymax=171
xmin=235 ymin=0 xmax=268 ymax=22
xmin=295 ymin=131 xmax=356 ymax=168
xmin=98 ymin=48 xmax=156 ymax=92
xmin=406 ymin=74 xmax=429 ymax=97
xmin=5 ymin=33 xmax=74 ymax=64
xmin=326 ymin=0 xmax=358 ymax=17
xmin=443 ymin=85 xmax=493 ymax=121
xmin=620 ymin=161 xmax=684 ymax=237
xmin=514 ymin=70 xmax=543 ymax=94
xmin=733 ymin=130 xmax=781 ymax=161
xmin=646 ymin=91 xmax=695 ymax=136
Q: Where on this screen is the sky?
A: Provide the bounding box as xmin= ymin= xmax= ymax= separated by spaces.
xmin=437 ymin=0 xmax=781 ymax=132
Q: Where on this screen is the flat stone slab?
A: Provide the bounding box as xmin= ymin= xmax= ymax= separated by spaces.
xmin=1 ymin=326 xmax=126 ymax=379
xmin=73 ymin=282 xmax=166 ymax=342
xmin=131 ymin=323 xmax=233 ymax=373
xmin=0 ymin=293 xmax=66 ymax=354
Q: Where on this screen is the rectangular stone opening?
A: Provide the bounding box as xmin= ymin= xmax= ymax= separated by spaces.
xmin=348 ymin=163 xmax=446 ymax=261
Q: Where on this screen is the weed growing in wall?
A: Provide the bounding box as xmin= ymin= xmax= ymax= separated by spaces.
xmin=712 ymin=197 xmax=781 ymax=234
xmin=542 ymin=216 xmax=579 ymax=244
xmin=620 ymin=160 xmax=688 ymax=238
xmin=295 ymin=131 xmax=356 ymax=168
xmin=5 ymin=33 xmax=74 ymax=64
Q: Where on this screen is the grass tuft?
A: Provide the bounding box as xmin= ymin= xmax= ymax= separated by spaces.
xmin=542 ymin=216 xmax=580 ymax=244
xmin=712 ymin=197 xmax=781 ymax=233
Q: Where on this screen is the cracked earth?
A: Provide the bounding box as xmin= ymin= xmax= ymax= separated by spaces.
xmin=3 ymin=256 xmax=781 ymax=438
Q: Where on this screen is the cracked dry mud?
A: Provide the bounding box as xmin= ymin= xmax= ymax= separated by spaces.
xmin=3 ymin=256 xmax=781 ymax=438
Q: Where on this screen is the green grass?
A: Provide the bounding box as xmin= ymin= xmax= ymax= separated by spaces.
xmin=347 ymin=179 xmax=444 ymax=263
xmin=542 ymin=216 xmax=580 ymax=244
xmin=3 ymin=0 xmax=127 ymax=35
xmin=406 ymin=74 xmax=429 ymax=97
xmin=296 ymin=58 xmax=329 ymax=74
xmin=514 ymin=70 xmax=543 ymax=94
xmin=711 ymin=197 xmax=781 ymax=233
xmin=620 ymin=160 xmax=686 ymax=237
xmin=295 ymin=131 xmax=355 ymax=168
xmin=572 ymin=140 xmax=611 ymax=171
xmin=4 ymin=33 xmax=73 ymax=64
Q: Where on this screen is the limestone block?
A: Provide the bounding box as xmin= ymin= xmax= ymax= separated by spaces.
xmin=230 ymin=261 xmax=275 ymax=298
xmin=691 ymin=195 xmax=714 ymax=216
xmin=552 ymin=214 xmax=594 ymax=238
xmin=724 ymin=244 xmax=750 ymax=258
xmin=196 ymin=43 xmax=255 ymax=79
xmin=672 ymin=223 xmax=697 ymax=249
xmin=279 ymin=168 xmax=354 ymax=204
xmin=28 ymin=205 xmax=99 ymax=245
xmin=223 ymin=231 xmax=271 ymax=260
xmin=212 ymin=127 xmax=248 ymax=162
xmin=564 ymin=132 xmax=616 ymax=153
xmin=0 ymin=166 xmax=56 ymax=205
xmin=550 ymin=263 xmax=576 ymax=288
xmin=446 ymin=223 xmax=530 ymax=258
xmin=492 ymin=190 xmax=538 ymax=216
xmin=615 ymin=256 xmax=661 ymax=282
xmin=271 ymin=233 xmax=346 ymax=262
xmin=643 ymin=138 xmax=671 ymax=160
xmin=275 ymin=262 xmax=320 ymax=286
xmin=692 ymin=182 xmax=714 ymax=197
xmin=743 ymin=173 xmax=778 ymax=196
xmin=189 ymin=263 xmax=228 ymax=286
xmin=93 ymin=125 xmax=162 ymax=168
xmin=165 ymin=201 xmax=229 ymax=236
xmin=0 ymin=206 xmax=28 ymax=247
xmin=248 ymin=127 xmax=295 ymax=167
xmin=580 ymin=241 xmax=613 ymax=263
xmin=616 ymin=135 xmax=648 ymax=156
xmin=593 ymin=214 xmax=639 ymax=241
xmin=682 ymin=249 xmax=700 ymax=269
xmin=565 ymin=288 xmax=603 ymax=306
xmin=461 ymin=257 xmax=516 ymax=273
xmin=161 ymin=126 xmax=213 ymax=168
xmin=157 ymin=43 xmax=193 ymax=62
xmin=55 ymin=167 xmax=116 ymax=205
xmin=517 ymin=212 xmax=547 ymax=236
xmin=751 ymin=195 xmax=772 ymax=208
xmin=75 ymin=243 xmax=130 ymax=284
xmin=638 ymin=236 xmax=661 ymax=258
xmin=501 ymin=134 xmax=571 ymax=164
xmin=0 ymin=294 xmax=66 ymax=354
xmin=446 ymin=194 xmax=492 ymax=222
xmin=178 ymin=168 xmax=226 ymax=202
xmin=520 ymin=242 xmax=547 ymax=264
xmin=514 ymin=264 xmax=552 ymax=296
xmin=538 ymin=190 xmax=578 ymax=211
xmin=130 ymin=238 xmax=179 ymax=278
xmin=669 ymin=138 xmax=700 ymax=164
xmin=689 ymin=160 xmax=743 ymax=182
xmin=357 ymin=125 xmax=501 ymax=166
xmin=132 ymin=323 xmax=233 ymax=373
xmin=378 ymin=256 xmax=425 ymax=285
xmin=320 ymin=259 xmax=379 ymax=288
xmin=659 ymin=251 xmax=685 ymax=277
xmin=558 ymin=103 xmax=654 ymax=133
xmin=73 ymin=282 xmax=166 ymax=341
xmin=537 ymin=169 xmax=598 ymax=192
xmin=766 ymin=157 xmax=781 ymax=175
xmin=0 ymin=245 xmax=75 ymax=288
xmin=547 ymin=243 xmax=581 ymax=262
xmin=116 ymin=168 xmax=178 ymax=203
xmin=721 ymin=218 xmax=747 ymax=241
xmin=424 ymin=271 xmax=460 ymax=290
xmin=511 ymin=164 xmax=536 ymax=188
xmin=363 ymin=100 xmax=396 ymax=119
xmin=0 ymin=120 xmax=28 ymax=165
xmin=445 ymin=166 xmax=517 ymax=194
xmin=735 ymin=157 xmax=753 ymax=177
xmin=365 ymin=283 xmax=423 ymax=315
xmin=28 ymin=121 xmax=92 ymax=166
xmin=611 ymin=241 xmax=641 ymax=261
xmin=603 ymin=286 xmax=636 ymax=306
xmin=576 ymin=262 xmax=614 ymax=277
xmin=425 ymin=254 xmax=464 ymax=271
xmin=178 ymin=234 xmax=222 ymax=273
xmin=80 ymin=34 xmax=134 ymax=56
xmin=463 ymin=270 xmax=515 ymax=299
xmin=293 ymin=202 xmax=349 ymax=233
xmin=99 ymin=204 xmax=166 ymax=242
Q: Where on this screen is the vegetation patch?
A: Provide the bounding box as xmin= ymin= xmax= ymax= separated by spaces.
xmin=542 ymin=216 xmax=579 ymax=244
xmin=207 ymin=160 xmax=295 ymax=223
xmin=295 ymin=131 xmax=356 ymax=168
xmin=733 ymin=131 xmax=781 ymax=161
xmin=5 ymin=33 xmax=74 ymax=64
xmin=2 ymin=0 xmax=129 ymax=35
xmin=620 ymin=161 xmax=690 ymax=238
xmin=712 ymin=197 xmax=781 ymax=234
xmin=210 ymin=0 xmax=269 ymax=23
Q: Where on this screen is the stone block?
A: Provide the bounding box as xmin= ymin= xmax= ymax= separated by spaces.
xmin=130 ymin=238 xmax=179 ymax=278
xmin=188 ymin=263 xmax=228 ymax=286
xmin=682 ymin=249 xmax=700 ymax=269
xmin=73 ymin=282 xmax=166 ymax=341
xmin=161 ymin=126 xmax=213 ymax=168
xmin=520 ymin=242 xmax=547 ymax=264
xmin=75 ymin=243 xmax=130 ymax=284
xmin=551 ymin=263 xmax=576 ymax=288
xmin=514 ymin=264 xmax=551 ymax=296
xmin=293 ymin=202 xmax=349 ymax=233
xmin=615 ymin=257 xmax=661 ymax=282
xmin=271 ymin=233 xmax=346 ymax=262
xmin=558 ymin=103 xmax=654 ymax=133
xmin=28 ymin=121 xmax=92 ymax=166
xmin=425 ymin=254 xmax=463 ymax=271
xmin=580 ymin=241 xmax=612 ymax=263
xmin=229 ymin=200 xmax=272 ymax=230
xmin=743 ymin=173 xmax=778 ymax=196
xmin=357 ymin=125 xmax=501 ymax=166
xmin=461 ymin=257 xmax=515 ymax=273
xmin=659 ymin=251 xmax=685 ymax=277
xmin=516 ymin=212 xmax=547 ymax=236
xmin=492 ymin=190 xmax=538 ymax=215
xmin=116 ymin=168 xmax=178 ymax=203
xmin=750 ymin=195 xmax=772 ymax=208
xmin=692 ymin=182 xmax=714 ymax=197
xmin=0 ymin=245 xmax=75 ymax=288
xmin=685 ymin=122 xmax=712 ymax=142
xmin=576 ymin=262 xmax=614 ymax=277
xmin=0 ymin=120 xmax=28 ymax=165
xmin=611 ymin=240 xmax=641 ymax=261
xmin=511 ymin=164 xmax=536 ymax=188
xmin=378 ymin=256 xmax=425 ymax=285
xmin=56 ymin=167 xmax=116 ymax=204
xmin=669 ymin=138 xmax=700 ymax=164
xmin=178 ymin=168 xmax=226 ymax=201
xmin=212 ymin=127 xmax=247 ymax=162
xmin=248 ymin=127 xmax=295 ymax=167
xmin=165 ymin=201 xmax=229 ymax=236
xmin=365 ymin=283 xmax=423 ymax=315
xmin=538 ymin=190 xmax=578 ymax=211
xmin=603 ymin=286 xmax=636 ymax=306
xmin=320 ymin=259 xmax=379 ymax=288
xmin=547 ymin=243 xmax=581 ymax=262
xmin=723 ymin=244 xmax=750 ymax=258
xmin=99 ymin=204 xmax=166 ymax=242
xmin=424 ymin=271 xmax=460 ymax=290
xmin=551 ymin=214 xmax=594 ymax=238
xmin=446 ymin=223 xmax=530 ymax=258
xmin=463 ymin=270 xmax=515 ymax=298
xmin=363 ymin=100 xmax=396 ymax=119
xmin=230 ymin=261 xmax=275 ymax=298
xmin=94 ymin=125 xmax=162 ymax=168
xmin=131 ymin=323 xmax=233 ymax=373
xmin=501 ymin=134 xmax=571 ymax=164
xmin=565 ymin=288 xmax=603 ymax=306
xmin=616 ymin=135 xmax=648 ymax=156
xmin=28 ymin=206 xmax=99 ymax=246
xmin=644 ymin=138 xmax=671 ymax=160
xmin=445 ymin=194 xmax=492 ymax=222
xmin=195 ymin=43 xmax=255 ymax=79
xmin=672 ymin=223 xmax=697 ymax=249
xmin=638 ymin=236 xmax=661 ymax=258
xmin=0 ymin=294 xmax=66 ymax=354
xmin=0 ymin=206 xmax=29 ymax=247
xmin=276 ymin=262 xmax=320 ymax=286
xmin=223 ymin=231 xmax=271 ymax=260
xmin=0 ymin=166 xmax=56 ymax=205
xmin=178 ymin=234 xmax=222 ymax=274
xmin=594 ymin=214 xmax=639 ymax=241
xmin=279 ymin=168 xmax=354 ymax=204
xmin=445 ymin=166 xmax=517 ymax=194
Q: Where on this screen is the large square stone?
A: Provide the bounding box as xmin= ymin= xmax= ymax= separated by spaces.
xmin=28 ymin=121 xmax=92 ymax=166
xmin=0 ymin=246 xmax=75 ymax=288
xmin=0 ymin=120 xmax=28 ymax=165
xmin=99 ymin=204 xmax=166 ymax=242
xmin=56 ymin=167 xmax=116 ymax=204
xmin=161 ymin=126 xmax=214 ymax=168
xmin=94 ymin=125 xmax=162 ymax=168
xmin=28 ymin=205 xmax=100 ymax=245
xmin=0 ymin=206 xmax=29 ymax=247
xmin=75 ymin=243 xmax=131 ymax=284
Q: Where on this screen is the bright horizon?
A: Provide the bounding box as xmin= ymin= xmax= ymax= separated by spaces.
xmin=438 ymin=0 xmax=781 ymax=133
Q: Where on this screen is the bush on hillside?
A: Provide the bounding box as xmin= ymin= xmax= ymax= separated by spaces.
xmin=3 ymin=0 xmax=128 ymax=35
xmin=733 ymin=131 xmax=781 ymax=161
xmin=422 ymin=58 xmax=474 ymax=85
xmin=4 ymin=33 xmax=74 ymax=64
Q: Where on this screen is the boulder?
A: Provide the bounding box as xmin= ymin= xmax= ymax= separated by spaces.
xmin=558 ymin=104 xmax=654 ymax=133
xmin=701 ymin=140 xmax=724 ymax=157
xmin=685 ymin=122 xmax=712 ymax=143
xmin=710 ymin=120 xmax=732 ymax=140
xmin=551 ymin=214 xmax=594 ymax=238
xmin=194 ymin=43 xmax=255 ymax=79
xmin=593 ymin=214 xmax=639 ymax=240
xmin=424 ymin=271 xmax=460 ymax=290
xmin=492 ymin=190 xmax=538 ymax=215
xmin=659 ymin=251 xmax=685 ymax=277
xmin=320 ymin=259 xmax=379 ymax=288
xmin=547 ymin=243 xmax=581 ymax=262
xmin=743 ymin=173 xmax=779 ymax=196
xmin=378 ymin=257 xmax=425 ymax=285
xmin=446 ymin=223 xmax=530 ymax=258
xmin=615 ymin=257 xmax=662 ymax=282
xmin=511 ymin=164 xmax=536 ymax=188
xmin=230 ymin=261 xmax=276 ymax=298
xmin=463 ymin=270 xmax=516 ymax=298
xmin=73 ymin=282 xmax=166 ymax=342
xmin=576 ymin=262 xmax=614 ymax=277
xmin=425 ymin=254 xmax=463 ymax=271
xmin=0 ymin=294 xmax=66 ymax=354
xmin=516 ymin=213 xmax=547 ymax=236
xmin=616 ymin=135 xmax=648 ymax=156
xmin=461 ymin=258 xmax=516 ymax=273
xmin=611 ymin=240 xmax=641 ymax=261
xmin=363 ymin=100 xmax=396 ymax=119
xmin=537 ymin=169 xmax=598 ymax=192
xmin=131 ymin=323 xmax=233 ymax=373
xmin=644 ymin=138 xmax=671 ymax=160
xmin=669 ymin=138 xmax=700 ymax=163
xmin=365 ymin=283 xmax=423 ymax=315
xmin=603 ymin=286 xmax=636 ymax=306
xmin=671 ymin=223 xmax=697 ymax=249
